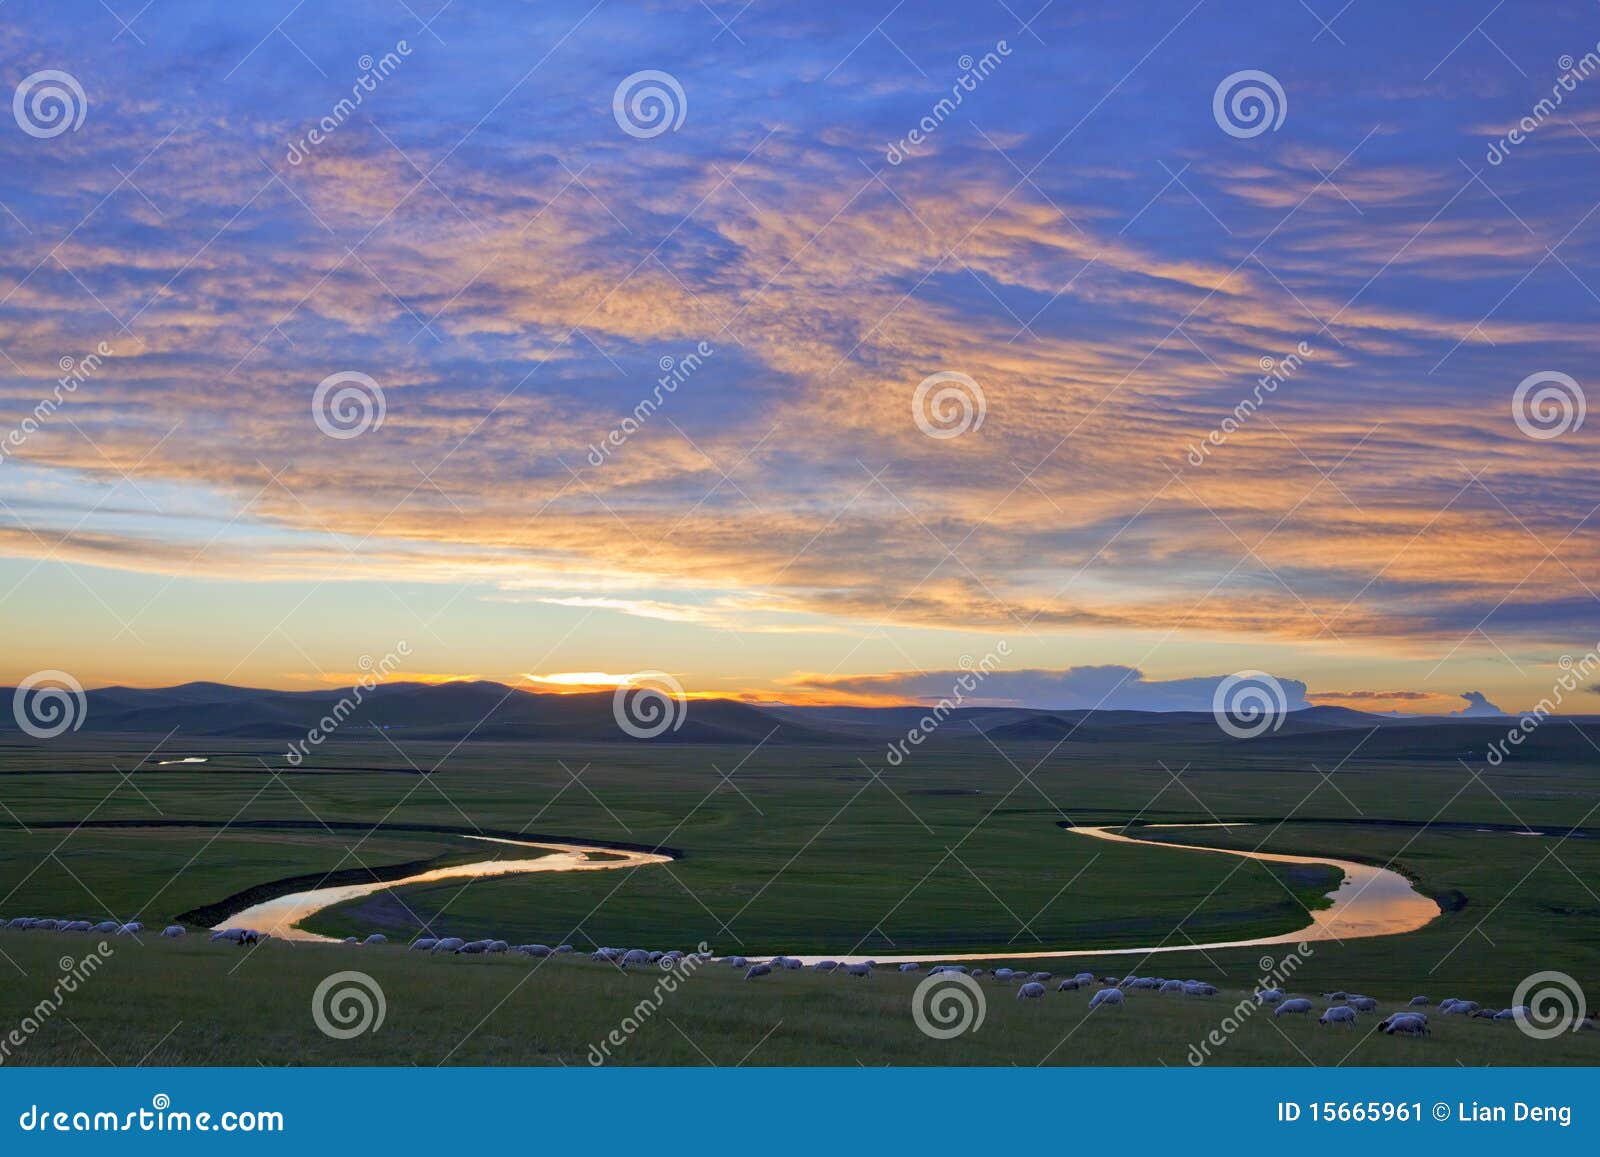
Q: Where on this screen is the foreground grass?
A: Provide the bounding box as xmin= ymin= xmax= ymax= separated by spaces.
xmin=0 ymin=931 xmax=1593 ymax=1067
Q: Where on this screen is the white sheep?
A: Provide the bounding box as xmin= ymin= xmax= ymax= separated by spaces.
xmin=813 ymin=960 xmax=838 ymax=972
xmin=1275 ymin=998 xmax=1313 ymax=1017
xmin=363 ymin=933 xmax=387 ymax=945
xmin=1382 ymin=1013 xmax=1429 ymax=1037
xmin=1073 ymin=971 xmax=1096 ymax=984
xmin=432 ymin=937 xmax=465 ymax=953
xmin=1183 ymin=981 xmax=1218 ymax=996
xmin=411 ymin=938 xmax=438 ymax=951
xmin=1160 ymin=979 xmax=1185 ymax=994
xmin=1088 ymin=987 xmax=1125 ymax=1010
xmin=843 ymin=963 xmax=871 ymax=977
xmin=487 ymin=940 xmax=509 ymax=953
xmin=898 ymin=963 xmax=920 ymax=973
xmin=1318 ymin=1005 xmax=1358 ymax=1028
xmin=744 ymin=963 xmax=772 ymax=979
xmin=621 ymin=948 xmax=651 ymax=965
xmin=1017 ymin=981 xmax=1046 ymax=1000
xmin=1494 ymin=1006 xmax=1526 ymax=1021
xmin=1349 ymin=996 xmax=1378 ymax=1012
xmin=458 ymin=940 xmax=490 ymax=954
xmin=161 ymin=925 xmax=185 ymax=938
xmin=1408 ymin=995 xmax=1430 ymax=1006
xmin=1057 ymin=978 xmax=1082 ymax=991
xmin=1256 ymin=987 xmax=1285 ymax=1004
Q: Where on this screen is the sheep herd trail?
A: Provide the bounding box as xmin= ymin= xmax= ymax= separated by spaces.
xmin=213 ymin=823 xmax=1440 ymax=960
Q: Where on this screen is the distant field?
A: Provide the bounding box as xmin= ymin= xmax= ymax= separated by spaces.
xmin=0 ymin=731 xmax=1597 ymax=1065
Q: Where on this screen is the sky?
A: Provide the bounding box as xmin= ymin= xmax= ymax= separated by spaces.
xmin=2 ymin=0 xmax=1599 ymax=713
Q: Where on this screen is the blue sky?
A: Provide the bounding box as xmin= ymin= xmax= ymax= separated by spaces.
xmin=2 ymin=0 xmax=1599 ymax=711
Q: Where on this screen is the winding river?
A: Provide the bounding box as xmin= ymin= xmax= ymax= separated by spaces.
xmin=216 ymin=835 xmax=672 ymax=943
xmin=214 ymin=823 xmax=1438 ymax=959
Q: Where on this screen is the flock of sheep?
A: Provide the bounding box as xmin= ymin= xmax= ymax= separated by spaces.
xmin=7 ymin=918 xmax=1594 ymax=1044
xmin=3 ymin=917 xmax=183 ymax=937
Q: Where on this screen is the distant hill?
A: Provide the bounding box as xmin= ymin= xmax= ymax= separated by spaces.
xmin=4 ymin=681 xmax=1596 ymax=763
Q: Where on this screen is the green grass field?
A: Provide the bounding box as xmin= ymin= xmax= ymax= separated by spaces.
xmin=0 ymin=733 xmax=1596 ymax=1065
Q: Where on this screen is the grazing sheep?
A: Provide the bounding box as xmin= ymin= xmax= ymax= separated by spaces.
xmin=161 ymin=925 xmax=185 ymax=938
xmin=1029 ymin=971 xmax=1053 ymax=982
xmin=1442 ymin=1000 xmax=1479 ymax=1016
xmin=1182 ymin=981 xmax=1218 ymax=996
xmin=1324 ymin=990 xmax=1348 ymax=1001
xmin=843 ymin=963 xmax=871 ymax=978
xmin=1088 ymin=987 xmax=1125 ymax=1011
xmin=1257 ymin=987 xmax=1285 ymax=1004
xmin=899 ymin=963 xmax=920 ymax=973
xmin=115 ymin=923 xmax=142 ymax=935
xmin=61 ymin=920 xmax=92 ymax=932
xmin=1057 ymin=978 xmax=1082 ymax=991
xmin=91 ymin=920 xmax=119 ymax=933
xmin=1017 ymin=981 xmax=1046 ymax=1000
xmin=363 ymin=934 xmax=387 ymax=945
xmin=1074 ymin=972 xmax=1096 ymax=984
xmin=744 ymin=963 xmax=772 ymax=980
xmin=993 ymin=968 xmax=1016 ymax=981
xmin=727 ymin=956 xmax=749 ymax=968
xmin=776 ymin=956 xmax=802 ymax=970
xmin=1349 ymin=996 xmax=1378 ymax=1012
xmin=521 ymin=944 xmax=553 ymax=958
xmin=1275 ymin=998 xmax=1314 ymax=1017
xmin=1492 ymin=1007 xmax=1523 ymax=1021
xmin=813 ymin=960 xmax=838 ymax=972
xmin=1160 ymin=980 xmax=1185 ymax=994
xmin=411 ymin=938 xmax=439 ymax=952
xmin=458 ymin=940 xmax=490 ymax=955
xmin=1408 ymin=995 xmax=1431 ymax=1007
xmin=432 ymin=937 xmax=465 ymax=953
xmin=970 ymin=968 xmax=985 ymax=978
xmin=621 ymin=949 xmax=652 ymax=965
xmin=1382 ymin=1014 xmax=1429 ymax=1037
xmin=1131 ymin=977 xmax=1160 ymax=990
xmin=343 ymin=937 xmax=359 ymax=944
xmin=555 ymin=944 xmax=574 ymax=953
xmin=1319 ymin=1005 xmax=1358 ymax=1028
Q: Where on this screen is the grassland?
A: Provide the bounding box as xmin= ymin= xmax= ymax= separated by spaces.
xmin=0 ymin=730 xmax=1596 ymax=1065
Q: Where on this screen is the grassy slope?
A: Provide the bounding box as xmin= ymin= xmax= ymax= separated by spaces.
xmin=0 ymin=932 xmax=1594 ymax=1067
